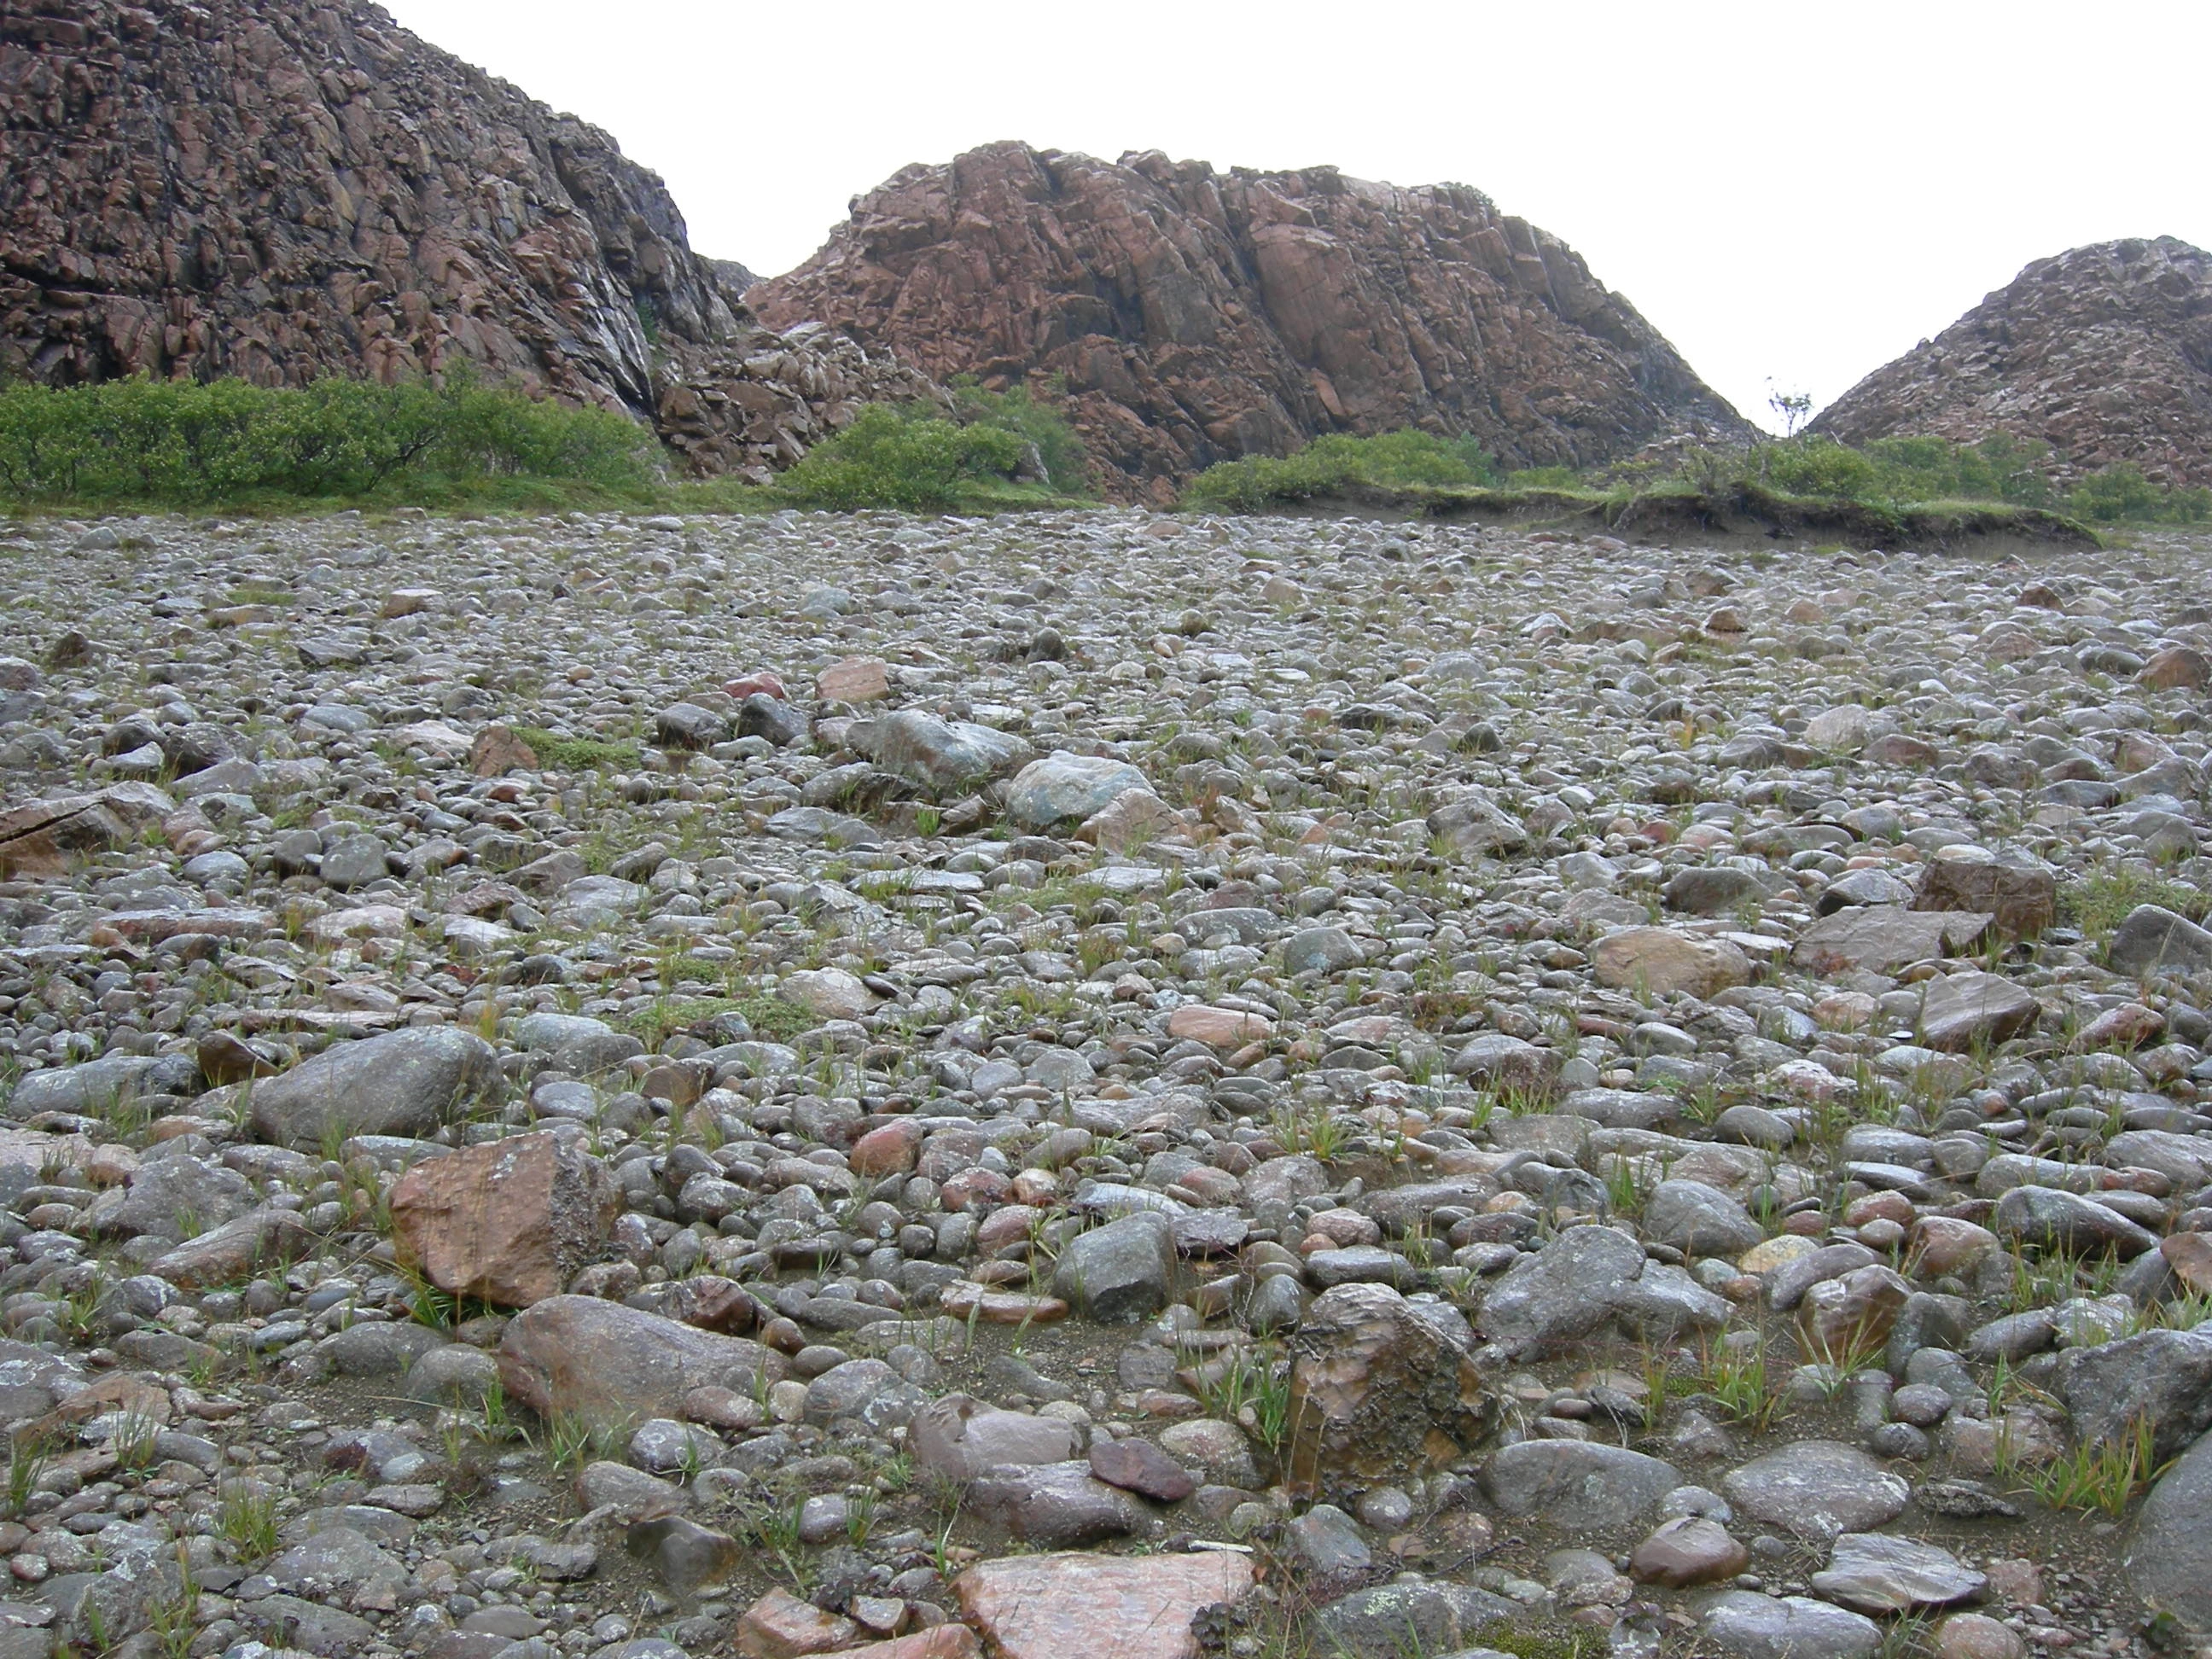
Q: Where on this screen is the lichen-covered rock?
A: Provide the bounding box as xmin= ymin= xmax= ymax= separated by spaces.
xmin=1286 ymin=1281 xmax=1487 ymax=1499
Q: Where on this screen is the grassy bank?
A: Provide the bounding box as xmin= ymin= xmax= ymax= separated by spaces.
xmin=0 ymin=375 xmax=665 ymax=510
xmin=0 ymin=375 xmax=1093 ymax=518
xmin=1179 ymin=428 xmax=2209 ymax=544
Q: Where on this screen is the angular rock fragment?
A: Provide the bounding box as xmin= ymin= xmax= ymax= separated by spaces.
xmin=1287 ymin=1281 xmax=1487 ymax=1499
xmin=389 ymin=1131 xmax=618 ymax=1308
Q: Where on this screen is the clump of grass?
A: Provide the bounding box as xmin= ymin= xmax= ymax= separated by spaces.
xmin=768 ymin=402 xmax=1072 ymax=513
xmin=733 ymin=1490 xmax=811 ymax=1590
xmin=0 ymin=373 xmax=663 ymax=509
xmin=733 ymin=994 xmax=825 ymax=1045
xmin=626 ymin=996 xmax=738 ymax=1050
xmin=217 ymin=1482 xmax=279 ymax=1562
xmin=2064 ymin=868 xmax=2208 ymax=941
xmin=1181 ymin=429 xmax=1500 ymax=512
xmin=2005 ymin=1415 xmax=2165 ymax=1517
xmin=110 ymin=1409 xmax=163 ymax=1472
xmin=542 ymin=1410 xmax=630 ymax=1477
xmin=1696 ymin=1339 xmax=1779 ymax=1432
xmin=1602 ymin=1157 xmax=1654 ymax=1220
xmin=506 ymin=726 xmax=639 ymax=773
xmin=4 ymin=1435 xmax=47 ymax=1517
xmin=400 ymin=1266 xmax=460 ymax=1334
xmin=1196 ymin=1348 xmax=1293 ymax=1453
xmin=147 ymin=1544 xmax=201 ymax=1659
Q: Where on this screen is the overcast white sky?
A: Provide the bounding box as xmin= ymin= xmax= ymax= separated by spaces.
xmin=381 ymin=0 xmax=2211 ymax=432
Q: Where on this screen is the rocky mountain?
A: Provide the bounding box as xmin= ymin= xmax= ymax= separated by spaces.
xmin=749 ymin=141 xmax=1750 ymax=499
xmin=1811 ymin=237 xmax=2212 ymax=484
xmin=0 ymin=0 xmax=934 ymax=478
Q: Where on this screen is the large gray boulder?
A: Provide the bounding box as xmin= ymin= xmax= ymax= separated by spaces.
xmin=2130 ymin=1426 xmax=2212 ymax=1631
xmin=847 ymin=709 xmax=1033 ymax=795
xmin=1006 ymin=753 xmax=1150 ymax=831
xmin=87 ymin=1153 xmax=254 ymax=1242
xmin=498 ymin=1296 xmax=784 ymax=1427
xmin=964 ymin=1460 xmax=1150 ymax=1545
xmin=1314 ymin=1578 xmax=1515 ymax=1659
xmin=2059 ymin=1328 xmax=2212 ymax=1464
xmin=9 ymin=1052 xmax=199 ymax=1118
xmin=1481 ymin=1440 xmax=1681 ymax=1531
xmin=512 ymin=1012 xmax=646 ymax=1076
xmin=1643 ymin=1179 xmax=1765 ymax=1256
xmin=911 ymin=1394 xmax=1078 ymax=1481
xmin=2108 ymin=904 xmax=2212 ymax=976
xmin=1053 ymin=1210 xmax=1175 ymax=1324
xmin=1476 ymin=1225 xmax=1644 ymax=1356
xmin=1701 ymin=1592 xmax=1880 ymax=1659
xmin=247 ymin=1026 xmax=501 ymax=1149
xmin=1721 ymin=1441 xmax=1910 ymax=1540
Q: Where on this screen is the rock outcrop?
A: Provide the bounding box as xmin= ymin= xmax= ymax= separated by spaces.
xmin=1810 ymin=237 xmax=2212 ymax=485
xmin=0 ymin=0 xmax=936 ymax=479
xmin=749 ymin=141 xmax=1751 ymax=501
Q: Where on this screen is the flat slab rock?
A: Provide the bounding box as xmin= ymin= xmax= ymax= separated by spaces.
xmin=1791 ymin=906 xmax=1991 ymax=976
xmin=1720 ymin=1441 xmax=1911 ymax=1540
xmin=497 ymin=1295 xmax=783 ymax=1426
xmin=955 ymin=1549 xmax=1254 ymax=1659
xmin=1702 ymin=1591 xmax=1881 ymax=1659
xmin=1811 ymin=1532 xmax=1988 ymax=1614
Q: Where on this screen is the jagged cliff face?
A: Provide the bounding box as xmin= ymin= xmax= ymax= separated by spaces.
xmin=750 ymin=142 xmax=1750 ymax=500
xmin=0 ymin=0 xmax=934 ymax=478
xmin=1811 ymin=238 xmax=2212 ymax=485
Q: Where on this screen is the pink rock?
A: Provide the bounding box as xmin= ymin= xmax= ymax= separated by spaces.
xmin=2074 ymin=1002 xmax=2163 ymax=1051
xmin=817 ymin=656 xmax=891 ymax=703
xmin=850 ymin=1119 xmax=924 ymax=1177
xmin=1166 ymin=1004 xmax=1274 ymax=1049
xmin=736 ymin=1587 xmax=856 ymax=1659
xmin=1815 ymin=240 xmax=2212 ymax=509
xmin=1909 ymin=1216 xmax=2000 ymax=1276
xmin=752 ymin=143 xmax=1750 ymax=506
xmin=725 ymin=672 xmax=788 ymax=701
xmin=389 ymin=1132 xmax=617 ymax=1309
xmin=975 ymin=1203 xmax=1044 ymax=1253
xmin=956 ymin=1550 xmax=1254 ymax=1659
xmin=940 ymin=1168 xmax=1011 ymax=1212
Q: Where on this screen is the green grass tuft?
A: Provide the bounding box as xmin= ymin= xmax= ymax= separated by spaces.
xmin=505 ymin=727 xmax=640 ymax=773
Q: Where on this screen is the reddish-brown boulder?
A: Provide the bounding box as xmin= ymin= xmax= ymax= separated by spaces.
xmin=751 ymin=141 xmax=1749 ymax=501
xmin=1811 ymin=237 xmax=2212 ymax=486
xmin=389 ymin=1132 xmax=616 ymax=1308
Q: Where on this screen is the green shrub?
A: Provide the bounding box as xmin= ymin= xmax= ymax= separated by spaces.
xmin=1182 ymin=421 xmax=2205 ymax=527
xmin=1717 ymin=435 xmax=2205 ymax=523
xmin=945 ymin=375 xmax=1089 ymax=494
xmin=1862 ymin=433 xmax=2055 ymax=506
xmin=1181 ymin=428 xmax=1499 ymax=510
xmin=2065 ymin=463 xmax=2211 ymax=523
xmin=769 ymin=404 xmax=1032 ymax=511
xmin=0 ymin=374 xmax=659 ymax=507
xmin=1748 ymin=434 xmax=1887 ymax=500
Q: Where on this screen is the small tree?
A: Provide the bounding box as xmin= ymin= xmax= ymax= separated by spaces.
xmin=1767 ymin=383 xmax=1813 ymax=439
